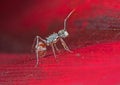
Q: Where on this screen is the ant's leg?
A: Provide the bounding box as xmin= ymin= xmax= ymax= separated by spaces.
xmin=37 ymin=36 xmax=46 ymax=43
xmin=32 ymin=36 xmax=45 ymax=51
xmin=60 ymin=38 xmax=73 ymax=53
xmin=51 ymin=44 xmax=57 ymax=59
xmin=54 ymin=44 xmax=60 ymax=53
xmin=31 ymin=36 xmax=37 ymax=52
xmin=32 ymin=36 xmax=46 ymax=67
xmin=31 ymin=36 xmax=39 ymax=67
xmin=35 ymin=50 xmax=39 ymax=67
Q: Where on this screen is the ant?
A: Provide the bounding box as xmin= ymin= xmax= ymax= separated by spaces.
xmin=32 ymin=9 xmax=75 ymax=67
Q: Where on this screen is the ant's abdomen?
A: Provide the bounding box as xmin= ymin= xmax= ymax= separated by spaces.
xmin=36 ymin=42 xmax=47 ymax=57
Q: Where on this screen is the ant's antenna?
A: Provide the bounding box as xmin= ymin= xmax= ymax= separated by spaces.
xmin=64 ymin=9 xmax=75 ymax=30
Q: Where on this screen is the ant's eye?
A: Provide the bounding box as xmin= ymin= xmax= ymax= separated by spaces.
xmin=64 ymin=31 xmax=69 ymax=36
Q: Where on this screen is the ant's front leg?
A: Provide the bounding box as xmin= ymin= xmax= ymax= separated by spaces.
xmin=60 ymin=38 xmax=73 ymax=53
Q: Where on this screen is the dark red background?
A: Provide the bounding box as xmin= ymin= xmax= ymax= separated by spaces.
xmin=1 ymin=0 xmax=120 ymax=53
xmin=0 ymin=0 xmax=120 ymax=85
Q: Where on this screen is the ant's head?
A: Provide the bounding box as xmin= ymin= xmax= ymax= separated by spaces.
xmin=58 ymin=29 xmax=69 ymax=38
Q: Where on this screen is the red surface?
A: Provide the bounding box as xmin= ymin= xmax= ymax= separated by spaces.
xmin=0 ymin=41 xmax=120 ymax=85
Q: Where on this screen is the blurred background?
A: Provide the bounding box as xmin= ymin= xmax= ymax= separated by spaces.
xmin=0 ymin=0 xmax=120 ymax=53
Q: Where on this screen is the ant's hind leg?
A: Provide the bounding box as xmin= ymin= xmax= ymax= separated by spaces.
xmin=60 ymin=38 xmax=73 ymax=53
xmin=31 ymin=36 xmax=37 ymax=52
xmin=35 ymin=50 xmax=39 ymax=68
xmin=37 ymin=36 xmax=46 ymax=43
xmin=31 ymin=36 xmax=40 ymax=67
xmin=32 ymin=36 xmax=45 ymax=52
